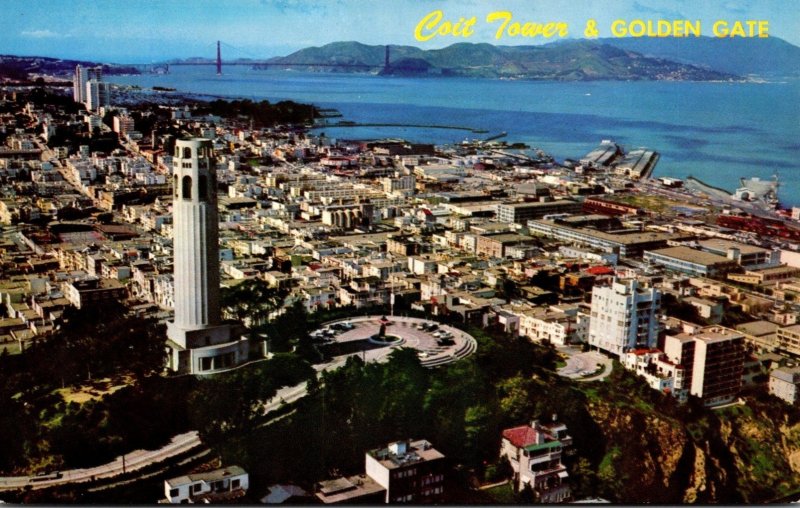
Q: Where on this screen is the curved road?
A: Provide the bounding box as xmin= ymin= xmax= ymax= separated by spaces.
xmin=0 ymin=316 xmax=476 ymax=492
xmin=0 ymin=431 xmax=202 ymax=492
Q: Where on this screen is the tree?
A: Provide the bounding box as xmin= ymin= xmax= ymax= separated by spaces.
xmin=188 ymin=355 xmax=313 ymax=445
xmin=261 ymin=299 xmax=311 ymax=354
xmin=497 ymin=374 xmax=538 ymax=425
xmin=570 ymin=457 xmax=597 ymax=499
xmin=39 ymin=301 xmax=166 ymax=386
xmin=221 ymin=279 xmax=285 ymax=328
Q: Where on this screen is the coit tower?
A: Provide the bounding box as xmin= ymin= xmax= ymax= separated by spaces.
xmin=167 ymin=138 xmax=228 ymax=351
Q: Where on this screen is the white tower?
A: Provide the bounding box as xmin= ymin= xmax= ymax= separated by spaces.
xmin=167 ymin=138 xmax=250 ymax=374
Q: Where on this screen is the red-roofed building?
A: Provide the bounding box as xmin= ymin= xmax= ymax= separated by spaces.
xmin=585 ymin=266 xmax=615 ymax=276
xmin=500 ymin=419 xmax=572 ymax=503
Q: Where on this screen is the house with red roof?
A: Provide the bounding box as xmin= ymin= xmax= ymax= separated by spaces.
xmin=500 ymin=419 xmax=572 ymax=503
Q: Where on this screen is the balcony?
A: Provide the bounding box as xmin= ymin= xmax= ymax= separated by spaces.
xmin=529 ymin=453 xmax=559 ymax=466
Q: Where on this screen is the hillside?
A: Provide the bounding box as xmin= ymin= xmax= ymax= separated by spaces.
xmin=600 ymin=36 xmax=800 ymax=77
xmin=574 ymin=370 xmax=800 ymax=503
xmin=266 ymin=40 xmax=738 ymax=81
xmin=0 ymin=55 xmax=139 ymax=81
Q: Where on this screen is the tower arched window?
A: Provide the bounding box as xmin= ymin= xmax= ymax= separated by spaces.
xmin=174 ymin=174 xmax=178 ymax=197
xmin=182 ymin=175 xmax=192 ymax=200
xmin=198 ymin=175 xmax=208 ymax=202
xmin=175 ymin=146 xmax=181 ymax=158
xmin=183 ymin=147 xmax=192 ymax=159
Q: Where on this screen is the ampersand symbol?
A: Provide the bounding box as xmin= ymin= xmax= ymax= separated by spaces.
xmin=584 ymin=19 xmax=599 ymax=38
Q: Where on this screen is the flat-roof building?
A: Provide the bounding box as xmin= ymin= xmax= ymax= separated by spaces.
xmin=769 ymin=367 xmax=800 ymax=405
xmin=497 ymin=200 xmax=583 ymax=225
xmin=164 ymin=465 xmax=248 ymax=504
xmin=777 ymin=324 xmax=800 ymax=358
xmin=365 ymin=439 xmax=446 ymax=504
xmin=528 ymin=218 xmax=680 ymax=258
xmin=644 ymin=246 xmax=740 ymax=277
xmin=697 ymin=238 xmax=778 ymax=269
xmin=588 ymin=279 xmax=661 ymax=357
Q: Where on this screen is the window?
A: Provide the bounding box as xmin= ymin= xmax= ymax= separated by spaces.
xmin=183 ymin=147 xmax=192 ymax=158
xmin=169 ymin=488 xmax=179 ymax=498
xmin=232 ymin=479 xmax=240 ymax=489
xmin=192 ymin=483 xmax=202 ymax=493
xmin=182 ymin=175 xmax=192 ymax=200
xmin=174 ymin=175 xmax=178 ymax=197
xmin=199 ymin=175 xmax=208 ymax=202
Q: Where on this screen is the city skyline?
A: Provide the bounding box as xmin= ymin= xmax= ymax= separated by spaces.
xmin=1 ymin=0 xmax=798 ymax=63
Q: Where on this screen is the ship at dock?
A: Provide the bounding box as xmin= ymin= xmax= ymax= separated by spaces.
xmin=685 ymin=174 xmax=781 ymax=215
xmin=735 ymin=176 xmax=780 ymax=209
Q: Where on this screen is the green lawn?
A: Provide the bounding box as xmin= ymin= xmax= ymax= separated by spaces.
xmin=483 ymin=482 xmax=516 ymax=504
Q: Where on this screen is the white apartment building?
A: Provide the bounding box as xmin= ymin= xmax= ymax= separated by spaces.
xmin=73 ymin=65 xmax=102 ymax=104
xmin=769 ymin=367 xmax=800 ymax=405
xmin=518 ymin=305 xmax=588 ymax=346
xmin=85 ymin=79 xmax=110 ymax=112
xmin=588 ymin=279 xmax=661 ymax=357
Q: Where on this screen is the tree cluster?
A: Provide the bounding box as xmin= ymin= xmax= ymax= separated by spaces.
xmin=200 ymin=99 xmax=317 ymax=128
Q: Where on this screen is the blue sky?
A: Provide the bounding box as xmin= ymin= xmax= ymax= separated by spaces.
xmin=1 ymin=0 xmax=798 ymax=63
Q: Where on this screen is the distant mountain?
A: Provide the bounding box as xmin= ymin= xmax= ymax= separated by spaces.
xmin=599 ymin=36 xmax=800 ymax=78
xmin=0 ymin=55 xmax=139 ymax=80
xmin=265 ymin=40 xmax=737 ymax=81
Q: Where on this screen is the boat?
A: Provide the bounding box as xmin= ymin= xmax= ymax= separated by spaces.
xmin=738 ymin=175 xmax=780 ymax=208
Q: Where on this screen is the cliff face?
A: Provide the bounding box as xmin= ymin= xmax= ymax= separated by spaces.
xmin=585 ymin=399 xmax=800 ymax=503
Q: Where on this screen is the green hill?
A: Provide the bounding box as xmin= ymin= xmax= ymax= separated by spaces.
xmin=267 ymin=40 xmax=739 ymax=81
xmin=600 ymin=35 xmax=800 ymax=77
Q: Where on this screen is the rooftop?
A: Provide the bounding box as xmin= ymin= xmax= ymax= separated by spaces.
xmin=698 ymin=238 xmax=770 ymax=255
xmin=646 ymin=246 xmax=734 ymax=267
xmin=165 ymin=465 xmax=247 ymax=488
xmin=367 ymin=439 xmax=444 ymax=469
xmin=316 ymin=474 xmax=385 ymax=504
xmin=735 ymin=320 xmax=779 ymax=337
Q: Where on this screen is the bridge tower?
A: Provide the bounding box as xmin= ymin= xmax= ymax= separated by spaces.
xmin=384 ymin=45 xmax=390 ymax=71
xmin=216 ymin=41 xmax=222 ymax=75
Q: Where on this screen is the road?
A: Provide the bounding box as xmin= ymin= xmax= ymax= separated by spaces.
xmin=0 ymin=316 xmax=475 ymax=492
xmin=0 ymin=431 xmax=202 ymax=491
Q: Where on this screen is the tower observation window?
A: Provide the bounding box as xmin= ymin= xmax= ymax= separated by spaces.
xmin=199 ymin=175 xmax=208 ymax=202
xmin=182 ymin=175 xmax=192 ymax=200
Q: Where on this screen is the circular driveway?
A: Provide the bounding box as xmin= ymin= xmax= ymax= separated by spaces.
xmin=556 ymin=346 xmax=613 ymax=381
xmin=316 ymin=316 xmax=476 ymax=367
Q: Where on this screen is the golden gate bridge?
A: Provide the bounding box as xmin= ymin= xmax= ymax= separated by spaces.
xmin=128 ymin=40 xmax=392 ymax=74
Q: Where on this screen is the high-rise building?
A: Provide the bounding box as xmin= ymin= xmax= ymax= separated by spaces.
xmin=85 ymin=79 xmax=110 ymax=112
xmin=73 ymin=65 xmax=103 ymax=105
xmin=588 ymin=278 xmax=661 ymax=356
xmin=166 ymin=138 xmax=254 ymax=374
xmin=664 ymin=326 xmax=745 ymax=406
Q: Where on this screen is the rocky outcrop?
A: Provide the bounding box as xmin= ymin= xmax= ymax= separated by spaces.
xmin=584 ymin=399 xmax=800 ymax=503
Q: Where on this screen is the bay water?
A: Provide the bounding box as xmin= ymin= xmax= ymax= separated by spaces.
xmin=112 ymin=66 xmax=800 ymax=207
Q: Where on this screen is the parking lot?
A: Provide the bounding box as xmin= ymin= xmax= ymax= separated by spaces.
xmin=313 ymin=316 xmax=477 ymax=367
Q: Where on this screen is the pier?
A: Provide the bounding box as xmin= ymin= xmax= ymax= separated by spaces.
xmin=313 ymin=121 xmax=490 ymax=134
